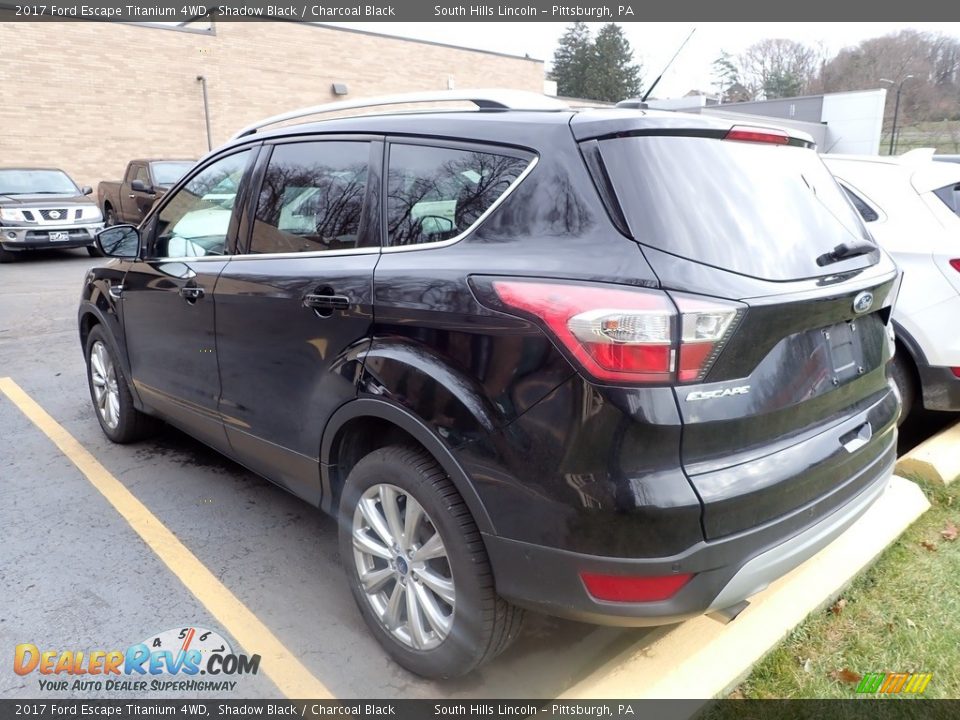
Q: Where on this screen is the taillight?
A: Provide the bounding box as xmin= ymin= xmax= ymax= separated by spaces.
xmin=485 ymin=279 xmax=742 ymax=385
xmin=581 ymin=572 xmax=694 ymax=602
xmin=949 ymin=259 xmax=960 ymax=273
xmin=951 ymin=368 xmax=960 ymax=379
xmin=724 ymin=125 xmax=790 ymax=145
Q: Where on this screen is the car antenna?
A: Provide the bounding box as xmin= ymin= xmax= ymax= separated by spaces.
xmin=641 ymin=27 xmax=697 ymax=103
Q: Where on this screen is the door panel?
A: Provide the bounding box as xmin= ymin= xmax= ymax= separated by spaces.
xmin=121 ymin=148 xmax=255 ymax=451
xmin=214 ymin=138 xmax=381 ymax=504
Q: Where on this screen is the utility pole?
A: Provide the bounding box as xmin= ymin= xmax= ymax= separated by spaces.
xmin=880 ymin=75 xmax=914 ymax=156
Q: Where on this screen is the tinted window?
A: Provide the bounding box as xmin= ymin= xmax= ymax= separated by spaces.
xmin=600 ymin=136 xmax=874 ymax=281
xmin=934 ymin=183 xmax=960 ymax=218
xmin=154 ymin=150 xmax=250 ymax=258
xmin=152 ymin=161 xmax=194 ymax=186
xmin=134 ymin=165 xmax=150 ymax=185
xmin=386 ymin=144 xmax=528 ymax=247
xmin=251 ymin=141 xmax=369 ymax=254
xmin=841 ymin=185 xmax=879 ymax=222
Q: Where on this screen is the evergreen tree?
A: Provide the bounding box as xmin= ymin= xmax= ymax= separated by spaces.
xmin=551 ymin=23 xmax=642 ymax=102
xmin=588 ymin=24 xmax=642 ymax=103
xmin=551 ymin=22 xmax=594 ymax=99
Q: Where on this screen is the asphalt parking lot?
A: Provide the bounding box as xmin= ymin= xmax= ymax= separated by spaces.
xmin=0 ymin=250 xmax=657 ymax=700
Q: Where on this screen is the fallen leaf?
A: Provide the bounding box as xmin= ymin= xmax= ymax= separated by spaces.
xmin=831 ymin=598 xmax=848 ymax=615
xmin=941 ymin=521 xmax=958 ymax=541
xmin=921 ymin=540 xmax=938 ymax=552
xmin=906 ymin=618 xmax=917 ymax=629
xmin=830 ymin=668 xmax=862 ymax=684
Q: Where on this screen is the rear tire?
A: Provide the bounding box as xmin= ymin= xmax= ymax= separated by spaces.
xmin=339 ymin=444 xmax=523 ymax=678
xmin=87 ymin=245 xmax=104 ymax=257
xmin=85 ymin=325 xmax=157 ymax=443
xmin=891 ymin=352 xmax=917 ymax=426
xmin=104 ymin=206 xmax=117 ymax=227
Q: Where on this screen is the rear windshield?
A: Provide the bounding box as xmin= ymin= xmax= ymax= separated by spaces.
xmin=934 ymin=183 xmax=960 ymax=218
xmin=599 ymin=136 xmax=874 ymax=281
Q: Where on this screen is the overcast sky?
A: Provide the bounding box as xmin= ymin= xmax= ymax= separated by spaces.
xmin=329 ymin=22 xmax=960 ymax=97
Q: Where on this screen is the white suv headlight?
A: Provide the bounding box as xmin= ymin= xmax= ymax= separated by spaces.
xmin=0 ymin=208 xmax=27 ymax=223
xmin=79 ymin=206 xmax=103 ymax=222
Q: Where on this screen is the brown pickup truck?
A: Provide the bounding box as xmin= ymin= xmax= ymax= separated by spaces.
xmin=98 ymin=159 xmax=195 ymax=226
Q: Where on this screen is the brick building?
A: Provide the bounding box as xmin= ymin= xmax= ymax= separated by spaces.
xmin=0 ymin=21 xmax=545 ymax=189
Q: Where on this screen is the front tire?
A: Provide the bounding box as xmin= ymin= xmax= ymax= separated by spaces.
xmin=87 ymin=245 xmax=104 ymax=257
xmin=339 ymin=445 xmax=523 ymax=678
xmin=0 ymin=246 xmax=17 ymax=263
xmin=85 ymin=325 xmax=156 ymax=443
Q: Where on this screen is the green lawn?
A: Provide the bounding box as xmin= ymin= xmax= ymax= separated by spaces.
xmin=731 ymin=473 xmax=960 ymax=699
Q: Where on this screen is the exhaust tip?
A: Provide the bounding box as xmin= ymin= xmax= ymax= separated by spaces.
xmin=708 ymin=600 xmax=750 ymax=625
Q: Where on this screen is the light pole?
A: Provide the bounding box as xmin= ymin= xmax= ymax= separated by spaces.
xmin=880 ymin=75 xmax=914 ymax=156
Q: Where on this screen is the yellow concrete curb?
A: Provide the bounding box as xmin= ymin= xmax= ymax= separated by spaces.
xmin=895 ymin=421 xmax=960 ymax=485
xmin=559 ymin=475 xmax=929 ymax=701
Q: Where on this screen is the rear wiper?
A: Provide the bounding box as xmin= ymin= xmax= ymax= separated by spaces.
xmin=816 ymin=240 xmax=877 ymax=267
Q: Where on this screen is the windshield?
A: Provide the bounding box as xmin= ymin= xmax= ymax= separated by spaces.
xmin=151 ymin=161 xmax=195 ymax=186
xmin=599 ymin=136 xmax=874 ymax=281
xmin=0 ymin=169 xmax=79 ymax=195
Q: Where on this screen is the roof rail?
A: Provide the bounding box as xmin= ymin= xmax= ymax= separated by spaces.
xmin=232 ymin=89 xmax=569 ymax=139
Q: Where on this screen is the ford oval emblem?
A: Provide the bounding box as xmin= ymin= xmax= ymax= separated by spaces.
xmin=853 ymin=291 xmax=874 ymax=314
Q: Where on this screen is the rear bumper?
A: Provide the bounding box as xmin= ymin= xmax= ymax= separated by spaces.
xmin=918 ymin=364 xmax=960 ymax=412
xmin=484 ymin=442 xmax=895 ymax=626
xmin=0 ymin=224 xmax=102 ymax=251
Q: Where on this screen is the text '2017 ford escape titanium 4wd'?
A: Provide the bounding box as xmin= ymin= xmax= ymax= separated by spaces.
xmin=80 ymin=91 xmax=901 ymax=679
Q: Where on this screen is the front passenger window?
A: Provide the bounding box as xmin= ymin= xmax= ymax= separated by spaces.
xmin=154 ymin=151 xmax=250 ymax=258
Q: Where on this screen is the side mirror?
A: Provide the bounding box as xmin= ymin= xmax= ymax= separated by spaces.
xmin=80 ymin=186 xmax=93 ymax=196
xmin=96 ymin=225 xmax=140 ymax=259
xmin=130 ymin=179 xmax=154 ymax=194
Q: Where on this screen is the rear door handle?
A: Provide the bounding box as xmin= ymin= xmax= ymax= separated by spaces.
xmin=179 ymin=286 xmax=205 ymax=302
xmin=303 ymin=293 xmax=350 ymax=310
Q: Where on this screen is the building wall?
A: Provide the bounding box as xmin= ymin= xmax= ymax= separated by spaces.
xmin=720 ymin=96 xmax=825 ymax=124
xmin=821 ymin=90 xmax=887 ymax=155
xmin=0 ymin=22 xmax=544 ymax=189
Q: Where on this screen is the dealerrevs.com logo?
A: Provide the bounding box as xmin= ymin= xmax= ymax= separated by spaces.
xmin=14 ymin=627 xmax=261 ymax=693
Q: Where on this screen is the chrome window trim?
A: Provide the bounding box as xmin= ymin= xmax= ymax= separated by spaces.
xmin=382 ymin=153 xmax=538 ymax=254
xmin=228 ymin=246 xmax=380 ymax=261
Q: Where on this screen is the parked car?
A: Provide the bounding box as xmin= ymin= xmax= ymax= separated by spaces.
xmin=933 ymin=154 xmax=960 ymax=164
xmin=98 ymin=159 xmax=195 ymax=227
xmin=825 ymin=150 xmax=960 ymax=422
xmin=0 ymin=167 xmax=104 ymax=262
xmin=80 ymin=92 xmax=901 ymax=678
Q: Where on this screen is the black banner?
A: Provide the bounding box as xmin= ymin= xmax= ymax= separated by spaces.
xmin=0 ymin=700 xmax=956 ymax=720
xmin=0 ymin=0 xmax=958 ymax=22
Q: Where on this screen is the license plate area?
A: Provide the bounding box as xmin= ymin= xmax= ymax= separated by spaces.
xmin=824 ymin=320 xmax=866 ymax=384
xmin=48 ymin=231 xmax=71 ymax=242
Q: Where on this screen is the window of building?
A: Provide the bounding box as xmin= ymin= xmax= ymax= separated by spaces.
xmin=250 ymin=141 xmax=370 ymax=254
xmin=386 ymin=143 xmax=529 ymax=247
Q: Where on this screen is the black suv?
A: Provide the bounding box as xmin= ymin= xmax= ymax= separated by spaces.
xmin=80 ymin=92 xmax=900 ymax=679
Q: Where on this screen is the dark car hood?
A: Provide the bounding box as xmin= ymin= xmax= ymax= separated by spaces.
xmin=0 ymin=193 xmax=98 ymax=207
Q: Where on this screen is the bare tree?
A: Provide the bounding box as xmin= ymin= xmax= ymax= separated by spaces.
xmin=738 ymin=39 xmax=819 ymax=100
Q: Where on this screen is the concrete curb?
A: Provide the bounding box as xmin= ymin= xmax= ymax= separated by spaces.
xmin=559 ymin=475 xmax=930 ymax=702
xmin=895 ymin=421 xmax=960 ymax=485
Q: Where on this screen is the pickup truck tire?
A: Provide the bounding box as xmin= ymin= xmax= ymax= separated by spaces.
xmin=0 ymin=247 xmax=17 ymax=263
xmin=104 ymin=205 xmax=117 ymax=227
xmin=87 ymin=246 xmax=104 ymax=257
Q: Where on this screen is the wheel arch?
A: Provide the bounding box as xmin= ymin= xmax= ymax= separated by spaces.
xmin=320 ymin=398 xmax=496 ymax=535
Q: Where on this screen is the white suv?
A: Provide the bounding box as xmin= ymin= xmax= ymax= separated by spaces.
xmin=824 ymin=150 xmax=960 ymax=422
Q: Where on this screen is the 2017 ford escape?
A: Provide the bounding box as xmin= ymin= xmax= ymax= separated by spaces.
xmin=79 ymin=91 xmax=901 ymax=679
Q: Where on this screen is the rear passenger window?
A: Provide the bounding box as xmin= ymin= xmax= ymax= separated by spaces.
xmin=386 ymin=144 xmax=529 ymax=247
xmin=251 ymin=141 xmax=370 ymax=254
xmin=841 ymin=185 xmax=879 ymax=223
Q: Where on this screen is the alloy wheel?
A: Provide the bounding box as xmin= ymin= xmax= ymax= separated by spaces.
xmin=351 ymin=483 xmax=455 ymax=650
xmin=90 ymin=340 xmax=120 ymax=429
